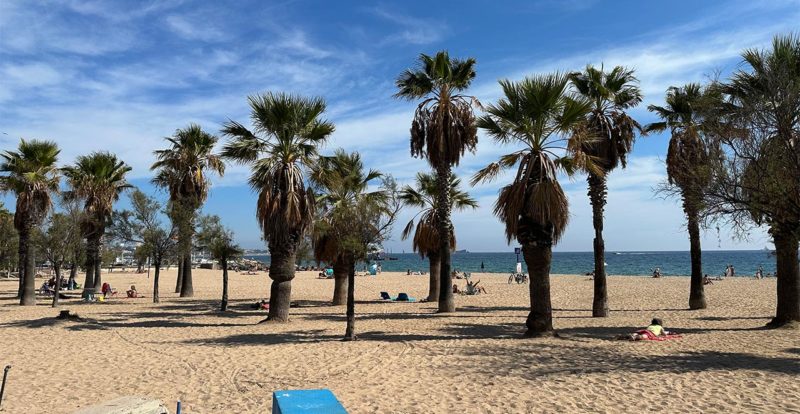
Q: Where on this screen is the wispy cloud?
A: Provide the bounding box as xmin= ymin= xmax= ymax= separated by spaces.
xmin=371 ymin=6 xmax=448 ymax=45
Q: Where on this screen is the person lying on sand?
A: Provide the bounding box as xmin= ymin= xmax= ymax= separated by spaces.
xmin=703 ymin=275 xmax=713 ymax=285
xmin=621 ymin=318 xmax=679 ymax=341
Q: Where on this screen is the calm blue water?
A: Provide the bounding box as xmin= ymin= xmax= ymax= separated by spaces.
xmin=244 ymin=250 xmax=781 ymax=277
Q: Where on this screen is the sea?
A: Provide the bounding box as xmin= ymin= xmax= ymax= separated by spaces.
xmin=244 ymin=250 xmax=781 ymax=277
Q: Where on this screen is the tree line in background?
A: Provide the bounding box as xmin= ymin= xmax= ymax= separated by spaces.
xmin=0 ymin=33 xmax=797 ymax=338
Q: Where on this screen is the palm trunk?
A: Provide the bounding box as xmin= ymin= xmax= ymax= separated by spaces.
xmin=82 ymin=236 xmax=97 ymax=295
xmin=19 ymin=224 xmax=36 ymax=306
xmin=685 ymin=197 xmax=706 ymax=309
xmin=93 ymin=248 xmax=102 ymax=291
xmin=175 ymin=256 xmax=183 ymax=293
xmin=587 ymin=173 xmax=609 ymax=317
xmin=436 ymin=162 xmax=454 ymax=313
xmin=332 ymin=256 xmax=349 ymax=306
xmin=523 ymin=242 xmax=554 ymax=336
xmin=344 ymin=254 xmax=356 ymax=341
xmin=179 ymin=211 xmax=195 ymax=297
xmin=769 ymin=229 xmax=800 ymax=328
xmin=52 ymin=264 xmax=62 ymax=308
xmin=221 ymin=258 xmax=229 ymax=311
xmin=153 ymin=258 xmax=161 ymax=304
xmin=16 ymin=228 xmax=25 ymax=298
xmin=266 ymin=245 xmax=295 ymax=322
xmin=427 ymin=251 xmax=441 ymax=302
xmin=180 ymin=253 xmax=193 ymax=297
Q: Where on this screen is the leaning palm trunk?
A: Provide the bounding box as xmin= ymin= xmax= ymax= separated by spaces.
xmin=344 ymin=253 xmax=357 ymax=340
xmin=266 ymin=245 xmax=296 ymax=322
xmin=522 ymin=241 xmax=554 ymax=336
xmin=427 ymin=251 xmax=441 ymax=302
xmin=332 ymin=256 xmax=349 ymax=306
xmin=588 ymin=173 xmax=609 ymax=317
xmin=18 ymin=225 xmax=36 ymax=306
xmin=684 ymin=194 xmax=706 ymax=309
xmin=770 ymin=229 xmax=800 ymax=327
xmin=436 ymin=163 xmax=455 ymax=312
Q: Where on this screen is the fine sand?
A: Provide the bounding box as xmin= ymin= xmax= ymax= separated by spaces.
xmin=0 ymin=269 xmax=798 ymax=413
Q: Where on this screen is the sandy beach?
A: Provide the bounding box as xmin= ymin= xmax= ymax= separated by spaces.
xmin=0 ymin=269 xmax=798 ymax=413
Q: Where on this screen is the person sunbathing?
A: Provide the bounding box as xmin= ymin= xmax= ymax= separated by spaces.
xmin=452 ymin=284 xmax=461 ymax=294
xmin=703 ymin=275 xmax=713 ymax=285
xmin=625 ymin=318 xmax=677 ymax=341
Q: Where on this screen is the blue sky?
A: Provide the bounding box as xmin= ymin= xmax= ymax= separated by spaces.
xmin=1 ymin=0 xmax=798 ymax=251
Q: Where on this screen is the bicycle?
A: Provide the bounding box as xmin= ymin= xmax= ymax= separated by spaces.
xmin=508 ymin=272 xmax=528 ymax=284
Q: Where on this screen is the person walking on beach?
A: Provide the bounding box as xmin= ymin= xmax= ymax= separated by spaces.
xmin=724 ymin=264 xmax=731 ymax=278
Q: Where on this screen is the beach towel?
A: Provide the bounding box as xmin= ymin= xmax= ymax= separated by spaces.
xmin=635 ymin=329 xmax=682 ymax=341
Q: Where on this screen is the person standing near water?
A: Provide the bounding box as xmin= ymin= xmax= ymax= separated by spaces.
xmin=481 ymin=261 xmax=484 ymax=271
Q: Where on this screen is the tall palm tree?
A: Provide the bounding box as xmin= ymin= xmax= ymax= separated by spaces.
xmin=722 ymin=34 xmax=800 ymax=327
xmin=646 ymin=83 xmax=712 ymax=310
xmin=399 ymin=171 xmax=477 ymax=301
xmin=395 ymin=51 xmax=479 ymax=313
xmin=310 ymin=150 xmax=382 ymax=306
xmin=151 ymin=124 xmax=225 ymax=297
xmin=0 ymin=139 xmax=60 ymax=305
xmin=472 ymin=74 xmax=596 ymax=336
xmin=221 ymin=92 xmax=334 ymax=322
xmin=63 ymin=152 xmax=132 ymax=293
xmin=569 ymin=65 xmax=642 ymax=317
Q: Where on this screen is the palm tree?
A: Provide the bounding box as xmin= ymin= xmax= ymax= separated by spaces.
xmin=399 ymin=172 xmax=477 ymax=301
xmin=471 ymin=74 xmax=596 ymax=336
xmin=221 ymin=92 xmax=334 ymax=322
xmin=569 ymin=65 xmax=643 ymax=317
xmin=721 ymin=34 xmax=800 ymax=327
xmin=151 ymin=124 xmax=225 ymax=297
xmin=0 ymin=139 xmax=60 ymax=305
xmin=395 ymin=51 xmax=479 ymax=313
xmin=310 ymin=150 xmax=383 ymax=306
xmin=63 ymin=152 xmax=132 ymax=294
xmin=312 ymin=149 xmax=395 ymax=340
xmin=646 ymin=83 xmax=712 ymax=310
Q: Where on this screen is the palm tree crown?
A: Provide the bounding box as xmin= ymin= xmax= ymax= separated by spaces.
xmin=395 ymin=51 xmax=479 ymax=166
xmin=399 ymin=172 xmax=477 ymax=257
xmin=151 ymin=123 xmax=225 ymax=208
xmin=472 ymin=74 xmax=597 ymax=243
xmin=63 ymin=152 xmax=132 ymax=230
xmin=569 ymin=65 xmax=643 ymax=171
xmin=646 ymin=83 xmax=713 ymax=190
xmin=0 ymin=139 xmax=61 ymax=230
xmin=221 ymin=92 xmax=335 ymax=245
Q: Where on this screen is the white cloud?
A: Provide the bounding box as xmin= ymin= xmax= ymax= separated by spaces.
xmin=165 ymin=14 xmax=227 ymax=42
xmin=371 ymin=6 xmax=448 ymax=45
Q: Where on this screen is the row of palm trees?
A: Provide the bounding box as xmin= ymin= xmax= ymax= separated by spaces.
xmin=2 ymin=34 xmax=797 ymax=334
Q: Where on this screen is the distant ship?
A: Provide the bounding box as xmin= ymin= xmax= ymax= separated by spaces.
xmin=454 ymin=249 xmax=469 ymax=254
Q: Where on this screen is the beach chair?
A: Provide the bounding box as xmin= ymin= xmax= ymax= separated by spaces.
xmin=395 ymin=292 xmax=416 ymax=302
xmin=379 ymin=291 xmax=395 ymax=301
xmin=273 ymin=389 xmax=347 ymax=414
